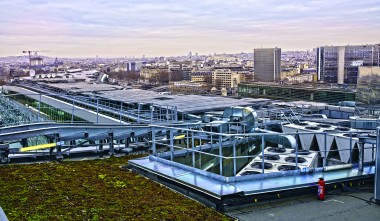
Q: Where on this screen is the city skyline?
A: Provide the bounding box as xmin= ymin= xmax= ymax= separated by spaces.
xmin=0 ymin=0 xmax=379 ymax=58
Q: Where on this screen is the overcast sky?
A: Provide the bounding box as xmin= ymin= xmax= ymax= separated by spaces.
xmin=0 ymin=0 xmax=379 ymax=58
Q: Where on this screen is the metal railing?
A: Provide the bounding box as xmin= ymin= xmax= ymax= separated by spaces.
xmin=149 ymin=124 xmax=377 ymax=180
xmin=0 ymin=91 xmax=179 ymax=126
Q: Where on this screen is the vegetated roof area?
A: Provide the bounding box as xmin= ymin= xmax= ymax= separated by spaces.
xmin=0 ymin=156 xmax=231 ymax=221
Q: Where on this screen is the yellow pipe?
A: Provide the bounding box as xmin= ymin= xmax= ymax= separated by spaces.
xmin=20 ymin=143 xmax=57 ymax=152
xmin=174 ymin=134 xmax=185 ymax=140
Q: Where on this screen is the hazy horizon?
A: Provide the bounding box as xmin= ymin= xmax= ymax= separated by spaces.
xmin=1 ymin=0 xmax=379 ymax=58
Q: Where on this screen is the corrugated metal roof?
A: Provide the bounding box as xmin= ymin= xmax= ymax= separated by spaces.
xmin=97 ymin=89 xmax=253 ymax=114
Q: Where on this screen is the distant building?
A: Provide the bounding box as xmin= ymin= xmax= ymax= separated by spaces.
xmin=281 ymin=68 xmax=316 ymax=83
xmin=316 ymin=44 xmax=380 ymax=84
xmin=169 ymin=81 xmax=208 ymax=95
xmin=191 ymin=71 xmax=212 ymax=84
xmin=356 ymin=66 xmax=380 ymax=105
xmin=254 ymin=48 xmax=281 ymax=82
xmin=127 ymin=62 xmax=136 ymax=72
xmin=30 ymin=57 xmax=43 ymax=66
xmin=169 ymin=62 xmax=191 ymax=81
xmin=238 ymin=82 xmax=355 ymax=104
xmin=212 ymin=69 xmax=248 ymax=89
xmin=140 ymin=66 xmax=167 ymax=80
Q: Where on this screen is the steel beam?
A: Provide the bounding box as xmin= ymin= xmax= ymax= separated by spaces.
xmin=375 ymin=127 xmax=380 ymax=204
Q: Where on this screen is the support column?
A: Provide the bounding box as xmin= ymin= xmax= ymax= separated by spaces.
xmin=137 ymin=103 xmax=141 ymax=124
xmin=349 ymin=132 xmax=353 ymax=164
xmin=323 ymin=133 xmax=327 ymax=167
xmin=232 ymin=137 xmax=237 ymax=176
xmin=96 ymin=99 xmax=99 ymax=124
xmin=56 ymin=136 xmax=63 ymax=161
xmin=38 ymin=94 xmax=41 ymax=122
xmin=119 ymin=102 xmax=123 ymax=124
xmin=174 ymin=106 xmax=178 ymax=122
xmin=171 ymin=106 xmax=175 ymax=123
xmin=150 ymin=105 xmax=154 ymax=123
xmin=125 ymin=137 xmax=130 ymax=148
xmin=71 ymin=96 xmax=75 ymax=123
xmin=152 ymin=127 xmax=156 ymax=155
xmin=49 ymin=136 xmax=54 ymax=160
xmin=99 ymin=140 xmax=104 ymax=158
xmin=109 ymin=132 xmax=115 ymax=156
xmin=358 ymin=137 xmax=365 ymax=172
xmin=192 ymin=131 xmax=195 ymax=168
xmin=21 ymin=138 xmax=28 ymax=148
xmin=219 ymin=126 xmax=223 ymax=176
xmin=261 ymin=135 xmax=265 ymax=174
xmin=170 ymin=129 xmax=174 ymax=161
xmin=374 ymin=127 xmax=380 ymax=204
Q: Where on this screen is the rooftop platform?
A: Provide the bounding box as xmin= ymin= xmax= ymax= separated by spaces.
xmin=129 ymin=156 xmax=375 ymax=211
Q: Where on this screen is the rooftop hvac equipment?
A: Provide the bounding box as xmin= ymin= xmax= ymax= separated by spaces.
xmin=296 ymin=122 xmax=309 ymax=126
xmin=285 ymin=156 xmax=307 ymax=163
xmin=342 ymin=133 xmax=359 ymax=138
xmin=282 ymin=121 xmax=319 ymax=150
xmin=291 ymin=149 xmax=310 ymax=155
xmin=264 ymin=146 xmax=294 ymax=155
xmin=305 ymin=126 xmax=321 ymax=130
xmin=250 ymin=162 xmax=274 ymax=169
xmin=259 ymin=154 xmax=280 ymax=160
xmin=237 ymin=146 xmax=319 ymax=176
xmin=288 ymin=150 xmax=318 ymax=168
xmin=280 ymin=121 xmax=370 ymax=165
xmin=327 ymin=130 xmax=372 ymax=164
xmin=239 ymin=170 xmax=261 ymax=175
xmin=318 ymin=124 xmax=333 ymax=128
xmin=298 ymin=122 xmax=321 ymax=150
xmin=334 ymin=127 xmax=351 ymax=132
xmin=266 ymin=146 xmax=287 ymax=153
xmin=245 ymin=161 xmax=284 ymax=173
xmin=332 ymin=132 xmax=361 ymax=163
xmin=277 ymin=165 xmax=300 ymax=171
xmin=315 ymin=124 xmax=338 ymax=157
xmin=282 ymin=121 xmax=309 ymax=133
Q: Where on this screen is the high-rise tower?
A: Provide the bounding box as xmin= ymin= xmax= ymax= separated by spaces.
xmin=317 ymin=44 xmax=380 ymax=84
xmin=254 ymin=48 xmax=281 ymax=82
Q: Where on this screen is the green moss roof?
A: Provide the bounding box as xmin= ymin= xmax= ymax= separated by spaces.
xmin=0 ymin=156 xmax=231 ymax=221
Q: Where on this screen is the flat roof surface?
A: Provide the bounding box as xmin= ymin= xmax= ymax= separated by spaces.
xmin=97 ymin=89 xmax=253 ymax=113
xmin=43 ymin=82 xmax=124 ymax=93
xmin=227 ymin=190 xmax=380 ymax=221
xmin=36 ymin=83 xmax=256 ymax=113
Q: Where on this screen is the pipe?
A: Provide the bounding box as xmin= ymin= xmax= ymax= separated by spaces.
xmin=256 ymin=129 xmax=297 ymax=149
xmin=323 ymin=164 xmax=353 ymax=171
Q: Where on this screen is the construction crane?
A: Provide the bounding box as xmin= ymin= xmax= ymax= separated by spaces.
xmin=22 ymin=50 xmax=50 ymax=66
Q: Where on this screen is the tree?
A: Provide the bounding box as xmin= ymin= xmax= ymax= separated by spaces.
xmin=155 ymin=70 xmax=169 ymax=85
xmin=214 ymin=78 xmax=223 ymax=89
xmin=126 ymin=71 xmax=140 ymax=81
xmin=169 ymin=70 xmax=184 ymax=82
xmin=203 ymin=74 xmax=212 ymax=85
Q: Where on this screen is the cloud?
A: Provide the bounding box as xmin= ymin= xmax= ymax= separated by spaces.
xmin=0 ymin=0 xmax=379 ymax=57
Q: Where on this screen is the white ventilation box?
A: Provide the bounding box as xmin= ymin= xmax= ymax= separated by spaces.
xmin=237 ymin=146 xmax=318 ymax=176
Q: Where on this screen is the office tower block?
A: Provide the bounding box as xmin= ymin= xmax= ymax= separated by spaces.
xmin=254 ymin=48 xmax=281 ymax=82
xmin=127 ymin=62 xmax=136 ymax=72
xmin=317 ymin=44 xmax=380 ymax=84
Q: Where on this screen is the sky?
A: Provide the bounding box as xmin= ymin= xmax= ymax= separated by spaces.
xmin=0 ymin=0 xmax=379 ymax=58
